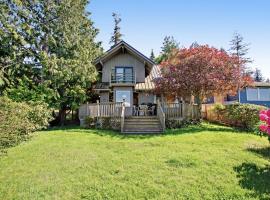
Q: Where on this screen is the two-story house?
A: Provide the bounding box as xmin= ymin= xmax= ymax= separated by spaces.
xmin=94 ymin=41 xmax=159 ymax=114
xmin=79 ymin=41 xmax=199 ymax=133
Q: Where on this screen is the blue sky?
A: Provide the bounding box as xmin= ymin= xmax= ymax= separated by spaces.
xmin=87 ymin=0 xmax=270 ymax=78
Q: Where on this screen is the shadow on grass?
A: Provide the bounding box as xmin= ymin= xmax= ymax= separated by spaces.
xmin=45 ymin=123 xmax=241 ymax=139
xmin=247 ymin=146 xmax=270 ymax=160
xmin=234 ymin=162 xmax=270 ymax=200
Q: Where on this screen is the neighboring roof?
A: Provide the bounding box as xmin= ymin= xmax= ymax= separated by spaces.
xmin=135 ymin=65 xmax=161 ymax=91
xmin=93 ymin=82 xmax=110 ymax=91
xmin=94 ymin=40 xmax=155 ymax=74
xmin=253 ymin=81 xmax=270 ymax=87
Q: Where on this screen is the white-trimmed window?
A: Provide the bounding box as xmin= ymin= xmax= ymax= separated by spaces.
xmin=246 ymin=88 xmax=270 ymax=101
xmin=115 ymin=90 xmax=131 ymax=106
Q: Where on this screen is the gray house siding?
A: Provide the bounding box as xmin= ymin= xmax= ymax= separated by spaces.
xmin=99 ymin=92 xmax=109 ymax=103
xmin=138 ymin=92 xmax=155 ymax=105
xmin=239 ymin=88 xmax=270 ymax=107
xmin=102 ymin=53 xmax=145 ymax=83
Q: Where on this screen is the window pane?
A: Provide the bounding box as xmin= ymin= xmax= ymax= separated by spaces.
xmin=115 ymin=90 xmax=131 ymax=106
xmin=246 ymin=88 xmax=258 ymax=101
xmin=116 ymin=67 xmax=124 ymax=82
xmin=259 ymin=88 xmax=270 ymax=101
xmin=124 ymin=68 xmax=133 ymax=82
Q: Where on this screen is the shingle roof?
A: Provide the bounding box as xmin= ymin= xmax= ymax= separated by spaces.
xmin=93 ymin=82 xmax=110 ymax=90
xmin=135 ymin=65 xmax=161 ymax=91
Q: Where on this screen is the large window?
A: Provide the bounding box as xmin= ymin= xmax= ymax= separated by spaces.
xmin=112 ymin=67 xmax=134 ymax=83
xmin=115 ymin=90 xmax=131 ymax=106
xmin=246 ymin=88 xmax=270 ymax=101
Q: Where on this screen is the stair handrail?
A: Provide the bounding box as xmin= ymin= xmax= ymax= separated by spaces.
xmin=157 ymin=100 xmax=165 ymax=132
xmin=121 ymin=100 xmax=126 ymax=132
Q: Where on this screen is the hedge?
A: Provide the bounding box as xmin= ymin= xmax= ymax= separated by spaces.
xmin=212 ymin=103 xmax=267 ymax=131
xmin=0 ymin=97 xmax=52 ymax=151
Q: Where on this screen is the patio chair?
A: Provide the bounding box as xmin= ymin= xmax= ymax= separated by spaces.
xmin=133 ymin=105 xmax=139 ymax=116
xmin=148 ymin=105 xmax=155 ymax=116
xmin=139 ymin=105 xmax=148 ymax=116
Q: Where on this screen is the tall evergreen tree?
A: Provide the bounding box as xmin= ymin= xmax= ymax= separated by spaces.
xmin=150 ymin=49 xmax=155 ymax=61
xmin=0 ymin=0 xmax=102 ymax=124
xmin=0 ymin=0 xmax=38 ymax=92
xmin=253 ymin=68 xmax=264 ymax=82
xmin=155 ymin=36 xmax=179 ymax=64
xmin=229 ymin=32 xmax=251 ymax=63
xmin=110 ymin=12 xmax=123 ymax=46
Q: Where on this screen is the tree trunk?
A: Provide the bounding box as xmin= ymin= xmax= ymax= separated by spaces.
xmin=59 ymin=107 xmax=66 ymax=126
xmin=195 ymin=95 xmax=202 ymax=120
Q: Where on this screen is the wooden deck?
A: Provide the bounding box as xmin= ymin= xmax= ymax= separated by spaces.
xmin=79 ymin=101 xmax=199 ymax=133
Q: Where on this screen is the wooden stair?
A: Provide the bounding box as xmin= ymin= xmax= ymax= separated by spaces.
xmin=122 ymin=116 xmax=163 ymax=134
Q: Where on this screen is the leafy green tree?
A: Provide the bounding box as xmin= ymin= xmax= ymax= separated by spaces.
xmin=155 ymin=36 xmax=179 ymax=64
xmin=0 ymin=0 xmax=38 ymax=93
xmin=110 ymin=12 xmax=123 ymax=46
xmin=1 ymin=0 xmax=102 ymax=125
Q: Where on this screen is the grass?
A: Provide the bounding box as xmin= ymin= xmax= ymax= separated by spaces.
xmin=0 ymin=123 xmax=269 ymax=200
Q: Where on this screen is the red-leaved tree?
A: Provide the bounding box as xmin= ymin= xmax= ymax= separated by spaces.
xmin=154 ymin=45 xmax=253 ymax=117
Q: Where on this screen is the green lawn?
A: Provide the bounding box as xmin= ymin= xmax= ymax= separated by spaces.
xmin=0 ymin=123 xmax=269 ymax=200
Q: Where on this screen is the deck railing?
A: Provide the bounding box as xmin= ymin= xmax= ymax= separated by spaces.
xmin=79 ymin=101 xmax=200 ymax=128
xmin=111 ymin=72 xmax=135 ymax=84
xmin=161 ymin=102 xmax=199 ymax=119
xmin=79 ymin=102 xmax=122 ymax=120
xmin=120 ymin=102 xmax=126 ymax=132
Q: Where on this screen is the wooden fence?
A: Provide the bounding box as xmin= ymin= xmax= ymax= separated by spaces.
xmin=161 ymin=102 xmax=200 ymax=119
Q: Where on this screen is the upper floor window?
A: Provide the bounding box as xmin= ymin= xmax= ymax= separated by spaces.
xmin=112 ymin=66 xmax=134 ymax=83
xmin=246 ymin=88 xmax=270 ymax=101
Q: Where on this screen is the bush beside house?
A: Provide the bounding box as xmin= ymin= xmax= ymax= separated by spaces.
xmin=211 ymin=103 xmax=266 ymax=131
xmin=84 ymin=116 xmax=121 ymax=130
xmin=0 ymin=97 xmax=52 ymax=152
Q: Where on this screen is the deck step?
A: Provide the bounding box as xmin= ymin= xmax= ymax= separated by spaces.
xmin=123 ymin=116 xmax=163 ymax=134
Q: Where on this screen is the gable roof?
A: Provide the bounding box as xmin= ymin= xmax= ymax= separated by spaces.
xmin=94 ymin=41 xmax=155 ymax=74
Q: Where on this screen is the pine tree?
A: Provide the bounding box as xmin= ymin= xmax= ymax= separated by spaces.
xmin=266 ymin=78 xmax=270 ymax=83
xmin=150 ymin=49 xmax=155 ymax=61
xmin=229 ymin=32 xmax=251 ymax=63
xmin=110 ymin=12 xmax=123 ymax=46
xmin=253 ymin=68 xmax=264 ymax=82
xmin=190 ymin=41 xmax=199 ymax=48
xmin=155 ymin=36 xmax=179 ymax=64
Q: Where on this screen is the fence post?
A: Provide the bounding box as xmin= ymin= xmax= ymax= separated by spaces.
xmin=182 ymin=102 xmax=185 ymax=118
xmin=86 ymin=102 xmax=89 ymax=116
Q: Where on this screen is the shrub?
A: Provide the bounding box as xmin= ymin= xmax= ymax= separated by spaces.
xmin=84 ymin=116 xmax=97 ymax=128
xmin=166 ymin=119 xmax=199 ymax=129
xmin=27 ymin=101 xmax=53 ymax=130
xmin=84 ymin=116 xmax=121 ymax=130
xmin=0 ymin=97 xmax=52 ymax=151
xmin=213 ymin=103 xmax=267 ymax=131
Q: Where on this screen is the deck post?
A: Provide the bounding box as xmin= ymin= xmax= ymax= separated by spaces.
xmin=97 ymin=100 xmax=100 ymax=117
